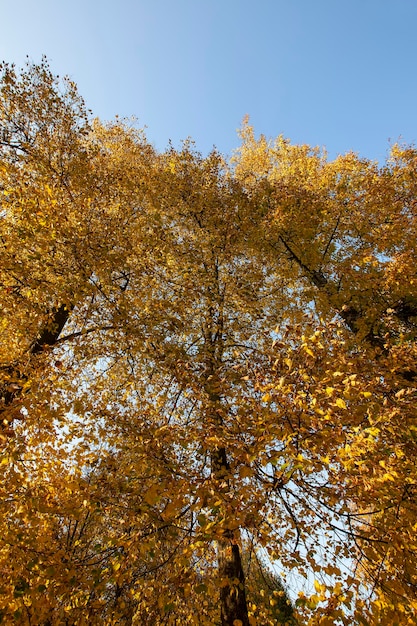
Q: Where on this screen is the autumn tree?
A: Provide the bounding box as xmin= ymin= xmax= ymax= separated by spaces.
xmin=1 ymin=59 xmax=417 ymax=626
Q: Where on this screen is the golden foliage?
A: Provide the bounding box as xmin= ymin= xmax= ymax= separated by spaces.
xmin=1 ymin=60 xmax=417 ymax=625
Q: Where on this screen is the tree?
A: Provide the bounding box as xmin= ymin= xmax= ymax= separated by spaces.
xmin=1 ymin=59 xmax=417 ymax=625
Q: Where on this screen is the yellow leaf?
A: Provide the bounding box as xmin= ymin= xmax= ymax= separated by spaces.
xmin=144 ymin=484 xmax=160 ymax=505
xmin=239 ymin=466 xmax=253 ymax=479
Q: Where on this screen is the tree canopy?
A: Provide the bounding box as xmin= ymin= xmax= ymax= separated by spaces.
xmin=1 ymin=58 xmax=417 ymax=626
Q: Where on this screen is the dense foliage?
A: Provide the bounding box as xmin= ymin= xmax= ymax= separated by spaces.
xmin=1 ymin=59 xmax=417 ymax=625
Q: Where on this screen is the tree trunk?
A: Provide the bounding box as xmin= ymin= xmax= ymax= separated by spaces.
xmin=211 ymin=447 xmax=250 ymax=626
xmin=202 ymin=275 xmax=250 ymax=625
xmin=1 ymin=304 xmax=72 ymax=430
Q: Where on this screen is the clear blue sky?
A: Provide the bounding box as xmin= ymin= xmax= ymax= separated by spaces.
xmin=1 ymin=0 xmax=417 ymax=162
